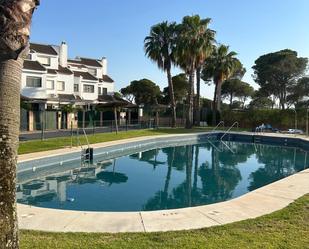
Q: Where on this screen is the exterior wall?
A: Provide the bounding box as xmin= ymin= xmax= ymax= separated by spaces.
xmin=36 ymin=53 xmax=59 ymax=70
xmin=21 ymin=71 xmax=48 ymax=99
xmin=21 ymin=42 xmax=116 ymax=109
xmin=56 ymin=73 xmax=74 ymax=95
xmin=81 ymin=80 xmax=98 ymax=101
xmin=98 ymin=82 xmax=114 ymax=95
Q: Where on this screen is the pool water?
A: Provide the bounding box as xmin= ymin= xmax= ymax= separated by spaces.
xmin=17 ymin=141 xmax=309 ymax=211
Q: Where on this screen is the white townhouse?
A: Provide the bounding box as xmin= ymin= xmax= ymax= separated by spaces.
xmin=21 ymin=41 xmax=115 ymax=111
xmin=20 ymin=42 xmax=117 ymax=131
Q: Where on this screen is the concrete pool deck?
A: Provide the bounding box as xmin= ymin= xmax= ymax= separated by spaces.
xmin=17 ymin=132 xmax=309 ymax=233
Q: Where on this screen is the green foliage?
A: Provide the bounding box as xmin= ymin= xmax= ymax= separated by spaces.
xmin=287 ymin=77 xmax=309 ymax=108
xmin=60 ymin=105 xmax=75 ymax=113
xmin=252 ymin=49 xmax=308 ymax=109
xmin=144 ymin=21 xmax=177 ymax=72
xmin=222 ymin=79 xmax=254 ymax=108
xmin=120 ymin=79 xmax=161 ymax=107
xmin=222 ymin=109 xmax=308 ymax=130
xmin=202 ymin=45 xmax=241 ymax=84
xmin=163 ymin=73 xmax=188 ymax=103
xmin=174 ymin=15 xmax=215 ymax=73
xmin=249 ymin=96 xmax=274 ymax=109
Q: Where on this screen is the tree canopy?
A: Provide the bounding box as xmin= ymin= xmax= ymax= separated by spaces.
xmin=120 ymin=79 xmax=161 ymax=106
xmin=252 ymin=49 xmax=308 ymax=110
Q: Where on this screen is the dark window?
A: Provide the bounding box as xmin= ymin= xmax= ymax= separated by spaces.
xmin=74 ymin=84 xmax=79 ymax=92
xmin=26 ymin=76 xmax=42 ymax=88
xmin=103 ymin=88 xmax=108 ymax=95
xmin=83 ymin=84 xmax=95 ymax=93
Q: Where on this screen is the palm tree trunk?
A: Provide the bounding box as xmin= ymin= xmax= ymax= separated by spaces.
xmin=186 ymin=69 xmax=195 ymax=129
xmin=185 ymin=145 xmax=193 ymax=206
xmin=0 ymin=58 xmax=23 ymax=249
xmin=216 ymin=79 xmax=223 ymax=112
xmin=212 ymin=82 xmax=218 ymax=126
xmin=0 ymin=1 xmax=39 ymax=247
xmin=195 ymin=67 xmax=201 ymax=126
xmin=167 ymin=68 xmax=177 ymax=128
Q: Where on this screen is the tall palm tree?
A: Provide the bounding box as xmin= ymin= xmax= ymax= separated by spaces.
xmin=144 ymin=22 xmax=177 ymax=127
xmin=194 ymin=21 xmax=215 ymax=126
xmin=202 ymin=45 xmax=241 ymax=125
xmin=0 ymin=1 xmax=39 ymax=248
xmin=175 ymin=15 xmax=214 ymax=129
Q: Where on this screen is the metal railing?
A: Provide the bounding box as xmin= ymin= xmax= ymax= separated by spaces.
xmin=220 ymin=122 xmax=239 ymax=141
xmin=211 ymin=121 xmax=225 ymax=133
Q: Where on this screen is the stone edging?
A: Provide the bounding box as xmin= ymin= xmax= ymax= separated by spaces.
xmin=17 ymin=132 xmax=309 ymax=233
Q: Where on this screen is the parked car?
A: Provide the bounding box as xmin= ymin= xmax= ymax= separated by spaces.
xmin=287 ymin=129 xmax=304 ymax=134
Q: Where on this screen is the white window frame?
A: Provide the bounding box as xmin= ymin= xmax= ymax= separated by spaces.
xmin=83 ymin=84 xmax=95 ymax=93
xmin=46 ymin=80 xmax=55 ymax=90
xmin=26 ymin=76 xmax=42 ymax=88
xmin=37 ymin=56 xmax=51 ymax=66
xmin=57 ymin=81 xmax=65 ymax=91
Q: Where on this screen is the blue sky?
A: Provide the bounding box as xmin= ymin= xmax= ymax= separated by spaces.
xmin=31 ymin=0 xmax=309 ymax=99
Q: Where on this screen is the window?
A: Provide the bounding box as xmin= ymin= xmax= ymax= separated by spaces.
xmin=26 ymin=76 xmax=42 ymax=88
xmin=88 ymin=68 xmax=97 ymax=76
xmin=46 ymin=80 xmax=54 ymax=90
xmin=74 ymin=84 xmax=79 ymax=92
xmin=37 ymin=56 xmax=51 ymax=66
xmin=98 ymin=87 xmax=102 ymax=95
xmin=102 ymin=88 xmax=108 ymax=95
xmin=57 ymin=81 xmax=65 ymax=91
xmin=83 ymin=84 xmax=95 ymax=93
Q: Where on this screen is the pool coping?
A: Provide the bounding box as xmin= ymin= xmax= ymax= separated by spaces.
xmin=17 ymin=131 xmax=309 ymax=233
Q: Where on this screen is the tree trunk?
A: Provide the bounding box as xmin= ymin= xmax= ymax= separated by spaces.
xmin=229 ymin=93 xmax=233 ymax=109
xmin=186 ymin=69 xmax=195 ymax=129
xmin=0 ymin=58 xmax=23 ymax=249
xmin=195 ymin=68 xmax=201 ymax=126
xmin=0 ymin=1 xmax=39 ymax=248
xmin=185 ymin=145 xmax=193 ymax=206
xmin=167 ymin=68 xmax=177 ymax=128
xmin=212 ymin=82 xmax=218 ymax=126
xmin=114 ymin=107 xmax=118 ymax=134
xmin=216 ymin=79 xmax=223 ymax=112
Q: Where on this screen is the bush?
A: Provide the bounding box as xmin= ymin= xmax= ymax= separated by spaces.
xmin=222 ymin=109 xmax=307 ymax=130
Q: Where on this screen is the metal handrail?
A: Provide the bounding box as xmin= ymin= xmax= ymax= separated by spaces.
xmin=82 ymin=128 xmax=90 ymax=149
xmin=220 ymin=122 xmax=239 ymax=141
xmin=211 ymin=121 xmax=225 ymax=132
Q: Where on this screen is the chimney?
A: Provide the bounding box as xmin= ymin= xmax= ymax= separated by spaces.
xmin=59 ymin=41 xmax=68 ymax=67
xmin=101 ymin=57 xmax=107 ymax=75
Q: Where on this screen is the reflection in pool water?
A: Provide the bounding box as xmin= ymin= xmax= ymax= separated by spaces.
xmin=17 ymin=142 xmax=308 ymax=211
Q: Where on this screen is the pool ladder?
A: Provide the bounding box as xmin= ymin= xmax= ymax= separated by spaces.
xmin=76 ymin=128 xmax=92 ymax=167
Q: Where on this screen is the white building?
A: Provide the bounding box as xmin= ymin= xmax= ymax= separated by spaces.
xmin=21 ymin=41 xmax=115 ymax=110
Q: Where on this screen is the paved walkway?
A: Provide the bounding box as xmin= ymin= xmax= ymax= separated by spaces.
xmin=17 ymin=132 xmax=309 ymax=233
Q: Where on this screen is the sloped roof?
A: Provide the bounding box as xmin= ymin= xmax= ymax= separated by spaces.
xmin=47 ymin=69 xmax=57 ymax=75
xmin=73 ymin=71 xmax=98 ymax=81
xmin=30 ymin=43 xmax=58 ymax=55
xmin=101 ymin=75 xmax=114 ymax=83
xmin=57 ymin=66 xmax=73 ymax=75
xmin=23 ymin=60 xmax=46 ymax=72
xmin=69 ymin=57 xmax=102 ymax=68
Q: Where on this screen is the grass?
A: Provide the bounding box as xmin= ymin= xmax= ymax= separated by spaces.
xmin=20 ymin=194 xmax=309 ymax=249
xmin=19 ymin=127 xmax=238 ymax=155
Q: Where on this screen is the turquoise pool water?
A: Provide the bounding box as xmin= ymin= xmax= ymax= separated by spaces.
xmin=17 ymin=141 xmax=308 ymax=211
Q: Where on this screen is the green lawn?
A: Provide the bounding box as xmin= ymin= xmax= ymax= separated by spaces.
xmin=18 ymin=127 xmax=217 ymax=155
xmin=20 ymin=194 xmax=309 ymax=249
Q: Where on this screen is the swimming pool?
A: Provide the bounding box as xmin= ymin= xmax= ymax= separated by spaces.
xmin=17 ymin=134 xmax=309 ymax=212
